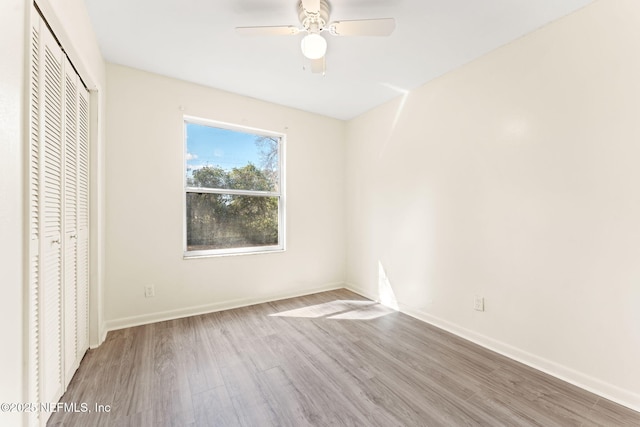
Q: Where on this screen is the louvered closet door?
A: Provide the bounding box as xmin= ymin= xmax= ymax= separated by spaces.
xmin=28 ymin=9 xmax=92 ymax=426
xmin=76 ymin=87 xmax=90 ymax=358
xmin=40 ymin=15 xmax=65 ymax=409
xmin=63 ymin=59 xmax=91 ymax=379
xmin=63 ymin=56 xmax=79 ymax=387
xmin=28 ymin=12 xmax=42 ymax=417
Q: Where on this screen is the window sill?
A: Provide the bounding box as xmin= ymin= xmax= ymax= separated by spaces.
xmin=183 ymin=246 xmax=285 ymax=260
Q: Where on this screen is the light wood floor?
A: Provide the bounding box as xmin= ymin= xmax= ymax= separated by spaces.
xmin=49 ymin=289 xmax=640 ymax=426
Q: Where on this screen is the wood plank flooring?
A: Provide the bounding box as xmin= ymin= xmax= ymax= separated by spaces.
xmin=48 ymin=289 xmax=640 ymax=426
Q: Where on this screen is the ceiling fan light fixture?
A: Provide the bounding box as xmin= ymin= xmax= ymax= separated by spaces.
xmin=300 ymin=33 xmax=327 ymax=59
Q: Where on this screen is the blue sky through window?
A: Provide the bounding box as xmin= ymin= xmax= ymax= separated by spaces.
xmin=185 ymin=123 xmax=263 ymax=178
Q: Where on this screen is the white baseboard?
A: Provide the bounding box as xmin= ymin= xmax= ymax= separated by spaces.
xmin=344 ymin=282 xmax=640 ymax=413
xmin=104 ymin=282 xmax=345 ymax=333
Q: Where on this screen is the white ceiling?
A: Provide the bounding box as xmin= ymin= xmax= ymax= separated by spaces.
xmin=84 ymin=0 xmax=594 ymax=120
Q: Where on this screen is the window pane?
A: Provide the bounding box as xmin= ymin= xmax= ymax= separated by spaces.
xmin=185 ymin=122 xmax=280 ymax=192
xmin=186 ymin=193 xmax=279 ymax=251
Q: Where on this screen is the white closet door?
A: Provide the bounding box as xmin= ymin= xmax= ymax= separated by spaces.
xmin=63 ymin=56 xmax=79 ymax=387
xmin=28 ymin=13 xmax=42 ymax=417
xmin=28 ymin=9 xmax=92 ymax=426
xmin=40 ymin=16 xmax=65 ymax=408
xmin=76 ymin=87 xmax=90 ymax=358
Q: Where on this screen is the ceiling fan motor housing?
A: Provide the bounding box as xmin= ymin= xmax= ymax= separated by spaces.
xmin=298 ymin=0 xmax=330 ymax=33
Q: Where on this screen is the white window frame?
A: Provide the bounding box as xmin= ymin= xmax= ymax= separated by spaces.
xmin=183 ymin=116 xmax=286 ymax=258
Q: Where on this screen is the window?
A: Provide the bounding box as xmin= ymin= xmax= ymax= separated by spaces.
xmin=184 ymin=117 xmax=284 ymax=257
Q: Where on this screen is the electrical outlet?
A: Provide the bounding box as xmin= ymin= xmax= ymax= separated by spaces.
xmin=144 ymin=285 xmax=155 ymax=298
xmin=474 ymin=295 xmax=484 ymax=311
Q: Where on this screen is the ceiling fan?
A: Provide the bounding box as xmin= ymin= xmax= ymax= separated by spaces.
xmin=236 ymin=0 xmax=395 ymax=74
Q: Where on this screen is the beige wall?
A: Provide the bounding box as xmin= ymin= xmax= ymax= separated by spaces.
xmin=345 ymin=0 xmax=640 ymax=410
xmin=104 ymin=64 xmax=346 ymax=328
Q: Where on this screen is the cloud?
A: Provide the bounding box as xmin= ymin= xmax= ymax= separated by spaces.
xmin=186 ymin=152 xmax=198 ymax=161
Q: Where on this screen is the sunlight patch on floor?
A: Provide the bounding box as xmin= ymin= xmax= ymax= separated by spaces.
xmin=269 ymin=300 xmax=393 ymax=320
xmin=328 ymin=303 xmax=396 ymax=320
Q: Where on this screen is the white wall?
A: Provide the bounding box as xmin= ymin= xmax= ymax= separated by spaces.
xmin=346 ymin=0 xmax=640 ymax=411
xmin=0 ymin=1 xmax=27 ymax=425
xmin=104 ymin=64 xmax=346 ymax=328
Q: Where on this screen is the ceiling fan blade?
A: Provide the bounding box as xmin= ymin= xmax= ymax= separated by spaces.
xmin=329 ymin=18 xmax=395 ymax=36
xmin=310 ymin=56 xmax=325 ymax=74
xmin=235 ymin=26 xmax=300 ymax=36
xmin=301 ymin=0 xmax=320 ymax=13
